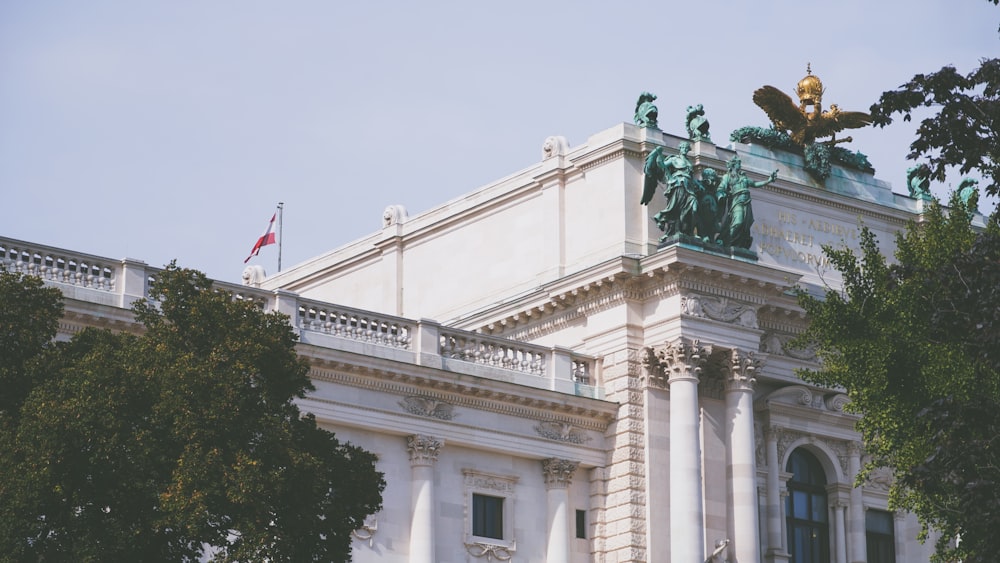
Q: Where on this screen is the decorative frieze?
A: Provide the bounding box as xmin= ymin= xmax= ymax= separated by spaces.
xmin=542 ymin=458 xmax=580 ymax=489
xmin=399 ymin=396 xmax=456 ymax=420
xmin=465 ymin=541 xmax=515 ymax=561
xmin=407 ymin=435 xmax=443 ymax=466
xmin=760 ymin=331 xmax=817 ymax=361
xmin=534 ymin=420 xmax=591 ymax=444
xmin=682 ymin=293 xmax=759 ymax=328
xmin=463 ymin=469 xmax=518 ymax=493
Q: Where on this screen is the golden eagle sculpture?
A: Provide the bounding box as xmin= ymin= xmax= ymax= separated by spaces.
xmin=752 ymin=65 xmax=871 ymax=147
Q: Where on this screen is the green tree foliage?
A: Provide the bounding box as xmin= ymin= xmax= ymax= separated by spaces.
xmin=0 ymin=270 xmax=63 ymax=414
xmin=870 ymin=56 xmax=1000 ymax=197
xmin=0 ymin=265 xmax=384 ymax=562
xmin=796 ymin=193 xmax=1000 ymax=563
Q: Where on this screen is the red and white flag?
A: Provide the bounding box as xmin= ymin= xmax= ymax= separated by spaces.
xmin=244 ymin=213 xmax=277 ymax=263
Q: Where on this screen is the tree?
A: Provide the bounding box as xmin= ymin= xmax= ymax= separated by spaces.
xmin=795 ymin=192 xmax=1000 ymax=563
xmin=0 ymin=265 xmax=384 ymax=562
xmin=0 ymin=269 xmax=63 ymax=415
xmin=870 ymin=56 xmax=1000 ymax=198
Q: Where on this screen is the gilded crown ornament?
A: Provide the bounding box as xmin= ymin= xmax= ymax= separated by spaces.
xmin=753 ymin=64 xmax=871 ymax=147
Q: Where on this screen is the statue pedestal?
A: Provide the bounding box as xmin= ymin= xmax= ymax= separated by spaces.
xmin=656 ymin=234 xmax=758 ymax=262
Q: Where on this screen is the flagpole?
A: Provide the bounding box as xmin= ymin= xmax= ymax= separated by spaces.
xmin=277 ymin=202 xmax=284 ymax=272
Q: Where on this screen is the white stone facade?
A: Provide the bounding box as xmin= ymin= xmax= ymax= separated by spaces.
xmin=2 ymin=119 xmax=963 ymax=562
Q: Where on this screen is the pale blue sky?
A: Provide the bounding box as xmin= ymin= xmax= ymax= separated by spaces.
xmin=2 ymin=1 xmax=997 ymax=281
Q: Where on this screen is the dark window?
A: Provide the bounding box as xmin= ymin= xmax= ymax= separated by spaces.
xmin=576 ymin=509 xmax=587 ymax=539
xmin=786 ymin=449 xmax=830 ymax=563
xmin=866 ymin=510 xmax=896 ymax=563
xmin=472 ymin=493 xmax=504 ymax=539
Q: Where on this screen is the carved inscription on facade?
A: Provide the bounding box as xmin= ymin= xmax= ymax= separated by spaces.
xmin=754 ymin=209 xmax=860 ymax=268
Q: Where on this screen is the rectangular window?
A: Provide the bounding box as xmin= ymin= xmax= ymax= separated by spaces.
xmin=472 ymin=493 xmax=504 ymax=540
xmin=866 ymin=510 xmax=896 ymax=563
xmin=575 ymin=509 xmax=586 ymax=539
xmin=463 ymin=469 xmax=517 ymax=554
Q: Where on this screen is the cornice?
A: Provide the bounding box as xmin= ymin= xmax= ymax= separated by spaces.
xmin=305 ymin=359 xmax=616 ymax=431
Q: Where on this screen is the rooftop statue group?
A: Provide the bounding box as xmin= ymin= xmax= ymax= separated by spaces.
xmin=640 ymin=139 xmax=777 ymax=249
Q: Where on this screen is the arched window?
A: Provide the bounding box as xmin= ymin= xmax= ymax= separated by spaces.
xmin=786 ymin=449 xmax=830 ymax=563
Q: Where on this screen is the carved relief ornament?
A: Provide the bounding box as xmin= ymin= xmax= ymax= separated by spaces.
xmin=642 ymin=338 xmax=712 ymax=386
xmin=399 ymin=396 xmax=456 ymax=420
xmin=542 ymin=458 xmax=579 ymax=489
xmin=534 ymin=420 xmax=591 ymax=444
xmin=682 ymin=293 xmax=759 ymax=328
xmin=407 ymin=434 xmax=443 ymax=465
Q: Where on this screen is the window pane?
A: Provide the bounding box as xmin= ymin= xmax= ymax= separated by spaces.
xmin=793 ymin=490 xmax=810 ymax=519
xmin=473 ymin=494 xmax=504 ymax=540
xmin=866 ymin=510 xmax=894 ymax=534
xmin=811 ymin=492 xmax=827 ymax=522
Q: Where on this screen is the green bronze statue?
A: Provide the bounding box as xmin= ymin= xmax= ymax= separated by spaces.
xmin=959 ymin=178 xmax=979 ymax=211
xmin=685 ymin=104 xmax=711 ymax=142
xmin=716 ymin=155 xmax=778 ymax=249
xmin=642 ymin=142 xmax=702 ymax=240
xmin=634 ymin=92 xmax=659 ymax=129
xmin=906 ymin=164 xmax=934 ymax=201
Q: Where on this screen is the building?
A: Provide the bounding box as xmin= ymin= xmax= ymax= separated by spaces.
xmin=2 ymin=77 xmax=966 ymax=563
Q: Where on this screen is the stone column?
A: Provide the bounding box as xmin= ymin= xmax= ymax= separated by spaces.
xmin=725 ymin=349 xmax=761 ymax=563
xmin=408 ymin=434 xmax=442 ymax=563
xmin=847 ymin=442 xmax=865 ymax=563
xmin=543 ymin=458 xmax=580 ymax=563
xmin=833 ymin=503 xmax=847 ymax=563
xmin=893 ymin=510 xmax=907 ymax=562
xmin=764 ymin=426 xmax=789 ymax=563
xmin=662 ymin=339 xmax=711 ymax=563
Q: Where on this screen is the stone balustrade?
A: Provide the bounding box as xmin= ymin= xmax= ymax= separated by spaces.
xmin=1 ymin=238 xmax=117 ymax=292
xmin=1 ymin=235 xmax=601 ymax=399
xmin=296 ymin=298 xmax=413 ymax=350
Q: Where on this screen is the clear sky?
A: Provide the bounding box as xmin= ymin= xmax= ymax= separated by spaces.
xmin=2 ymin=1 xmax=997 ymax=282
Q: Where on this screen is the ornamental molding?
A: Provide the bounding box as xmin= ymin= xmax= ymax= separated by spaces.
xmin=774 ymin=429 xmax=851 ymax=479
xmin=865 ymin=466 xmax=893 ymax=492
xmin=306 ymin=365 xmax=614 ymax=430
xmin=760 ymin=331 xmax=817 ymax=361
xmin=757 ymin=180 xmax=909 ymax=227
xmin=534 ymin=420 xmax=592 ymax=444
xmin=463 ymin=468 xmax=519 ymax=493
xmin=681 ymin=293 xmax=759 ymax=329
xmin=480 ymin=276 xmax=640 ymax=339
xmin=398 ymin=396 xmax=457 ymax=420
xmin=759 ymin=385 xmax=851 ymax=414
xmin=465 ymin=541 xmax=515 ymax=561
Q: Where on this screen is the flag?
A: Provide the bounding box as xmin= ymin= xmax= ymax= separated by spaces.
xmin=244 ymin=213 xmax=277 ymax=263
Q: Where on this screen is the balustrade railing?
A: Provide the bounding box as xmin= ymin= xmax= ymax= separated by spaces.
xmin=439 ymin=329 xmax=546 ymax=376
xmin=296 ymin=299 xmax=413 ymax=350
xmin=1 ymin=236 xmax=600 ymax=397
xmin=1 ymin=239 xmax=116 ymax=292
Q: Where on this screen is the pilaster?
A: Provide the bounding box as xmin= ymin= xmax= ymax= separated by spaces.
xmin=408 ymin=434 xmax=443 ymax=563
xmin=724 ymin=348 xmax=761 ymax=563
xmin=647 ymin=338 xmax=711 ymax=563
xmin=543 ymin=458 xmax=579 ymax=563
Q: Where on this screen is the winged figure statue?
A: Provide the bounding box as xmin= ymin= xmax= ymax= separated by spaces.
xmin=752 ymin=66 xmax=871 ymax=147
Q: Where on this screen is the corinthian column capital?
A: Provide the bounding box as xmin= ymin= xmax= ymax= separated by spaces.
xmin=724 ymin=348 xmax=762 ymax=392
xmin=542 ymin=458 xmax=580 ymax=489
xmin=407 ymin=434 xmax=443 ymax=467
xmin=643 ymin=338 xmax=712 ymax=385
